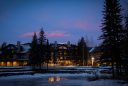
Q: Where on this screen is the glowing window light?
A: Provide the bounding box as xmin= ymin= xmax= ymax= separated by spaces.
xmin=23 ymin=61 xmax=27 ymax=66
xmin=13 ymin=61 xmax=18 ymax=66
xmin=7 ymin=61 xmax=11 ymax=66
xmin=1 ymin=62 xmax=4 ymax=66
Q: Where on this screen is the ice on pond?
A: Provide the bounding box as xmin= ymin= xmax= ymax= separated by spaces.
xmin=0 ymin=73 xmax=127 ymax=86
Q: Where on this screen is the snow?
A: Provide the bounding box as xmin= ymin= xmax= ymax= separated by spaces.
xmin=0 ymin=73 xmax=93 ymax=80
xmin=21 ymin=44 xmax=30 ymax=53
xmin=0 ymin=66 xmax=127 ymax=86
xmin=0 ymin=73 xmax=127 ymax=86
xmin=0 ymin=66 xmax=22 ymax=69
xmin=0 ymin=66 xmax=112 ymax=78
xmin=89 ymin=47 xmax=95 ymax=53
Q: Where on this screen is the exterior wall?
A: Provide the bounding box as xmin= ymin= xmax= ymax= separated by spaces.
xmin=50 ymin=44 xmax=77 ymax=66
xmin=0 ymin=43 xmax=89 ymax=66
xmin=0 ymin=61 xmax=28 ymax=66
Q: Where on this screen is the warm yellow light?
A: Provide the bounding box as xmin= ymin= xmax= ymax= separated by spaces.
xmin=23 ymin=61 xmax=27 ymax=66
xmin=7 ymin=61 xmax=11 ymax=66
xmin=48 ymin=77 xmax=61 ymax=82
xmin=1 ymin=62 xmax=4 ymax=66
xmin=65 ymin=61 xmax=68 ymax=64
xmin=48 ymin=63 xmax=55 ymax=66
xmin=0 ymin=62 xmax=4 ymax=66
xmin=13 ymin=61 xmax=18 ymax=66
xmin=91 ymin=57 xmax=95 ymax=66
xmin=48 ymin=77 xmax=55 ymax=82
xmin=64 ymin=60 xmax=72 ymax=65
xmin=56 ymin=77 xmax=61 ymax=81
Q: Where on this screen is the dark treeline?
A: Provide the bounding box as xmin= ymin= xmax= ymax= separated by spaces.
xmin=100 ymin=0 xmax=128 ymax=79
xmin=29 ymin=28 xmax=89 ymax=70
xmin=0 ymin=29 xmax=89 ymax=69
xmin=29 ymin=28 xmax=50 ymax=70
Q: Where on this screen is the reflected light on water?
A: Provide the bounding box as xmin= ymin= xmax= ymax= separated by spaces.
xmin=48 ymin=77 xmax=61 ymax=82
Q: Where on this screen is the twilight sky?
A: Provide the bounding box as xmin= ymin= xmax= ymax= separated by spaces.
xmin=0 ymin=0 xmax=126 ymax=46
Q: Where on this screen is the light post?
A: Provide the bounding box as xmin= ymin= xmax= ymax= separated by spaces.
xmin=91 ymin=57 xmax=94 ymax=66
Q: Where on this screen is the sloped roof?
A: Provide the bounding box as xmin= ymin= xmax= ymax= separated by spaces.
xmin=89 ymin=46 xmax=101 ymax=53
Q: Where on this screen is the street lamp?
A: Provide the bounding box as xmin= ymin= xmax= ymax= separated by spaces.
xmin=91 ymin=57 xmax=94 ymax=66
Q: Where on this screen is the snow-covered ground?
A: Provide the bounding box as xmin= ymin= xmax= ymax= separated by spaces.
xmin=0 ymin=66 xmax=127 ymax=86
xmin=0 ymin=73 xmax=127 ymax=86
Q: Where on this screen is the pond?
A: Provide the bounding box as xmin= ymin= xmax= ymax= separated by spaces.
xmin=0 ymin=74 xmax=126 ymax=86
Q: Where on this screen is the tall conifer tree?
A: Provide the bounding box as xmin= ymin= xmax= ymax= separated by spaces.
xmin=30 ymin=32 xmax=38 ymax=69
xmin=77 ymin=37 xmax=88 ymax=66
xmin=100 ymin=0 xmax=123 ymax=77
xmin=38 ymin=28 xmax=47 ymax=69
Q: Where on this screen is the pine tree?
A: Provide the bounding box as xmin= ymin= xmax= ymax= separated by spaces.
xmin=30 ymin=32 xmax=38 ymax=69
xmin=38 ymin=28 xmax=46 ymax=45
xmin=38 ymin=28 xmax=47 ymax=69
xmin=125 ymin=15 xmax=128 ymax=78
xmin=77 ymin=37 xmax=88 ymax=66
xmin=1 ymin=42 xmax=7 ymax=58
xmin=121 ymin=15 xmax=128 ymax=76
xmin=53 ymin=41 xmax=58 ymax=64
xmin=100 ymin=0 xmax=123 ymax=78
xmin=45 ymin=39 xmax=51 ymax=69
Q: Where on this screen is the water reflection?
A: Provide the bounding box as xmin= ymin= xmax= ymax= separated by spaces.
xmin=48 ymin=77 xmax=62 ymax=82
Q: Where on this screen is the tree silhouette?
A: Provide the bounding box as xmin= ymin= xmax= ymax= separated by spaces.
xmin=121 ymin=14 xmax=128 ymax=77
xmin=77 ymin=37 xmax=89 ymax=66
xmin=0 ymin=42 xmax=7 ymax=60
xmin=30 ymin=32 xmax=38 ymax=69
xmin=45 ymin=39 xmax=51 ymax=69
xmin=38 ymin=28 xmax=47 ymax=69
xmin=100 ymin=0 xmax=123 ymax=78
xmin=53 ymin=41 xmax=58 ymax=64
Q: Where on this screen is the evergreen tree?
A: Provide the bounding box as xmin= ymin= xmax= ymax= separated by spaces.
xmin=53 ymin=41 xmax=58 ymax=64
xmin=67 ymin=41 xmax=71 ymax=59
xmin=0 ymin=42 xmax=7 ymax=60
xmin=125 ymin=15 xmax=128 ymax=77
xmin=121 ymin=15 xmax=128 ymax=76
xmin=38 ymin=28 xmax=47 ymax=69
xmin=30 ymin=32 xmax=38 ymax=69
xmin=72 ymin=45 xmax=78 ymax=65
xmin=121 ymin=0 xmax=128 ymax=78
xmin=77 ymin=37 xmax=89 ymax=66
xmin=45 ymin=39 xmax=51 ymax=69
xmin=100 ymin=0 xmax=123 ymax=78
xmin=38 ymin=28 xmax=46 ymax=45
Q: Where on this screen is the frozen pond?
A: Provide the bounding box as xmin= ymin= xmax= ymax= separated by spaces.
xmin=0 ymin=73 xmax=127 ymax=86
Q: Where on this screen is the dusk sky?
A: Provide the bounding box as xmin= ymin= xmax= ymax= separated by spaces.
xmin=0 ymin=0 xmax=126 ymax=46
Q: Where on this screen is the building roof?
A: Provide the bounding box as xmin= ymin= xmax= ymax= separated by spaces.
xmin=89 ymin=46 xmax=101 ymax=53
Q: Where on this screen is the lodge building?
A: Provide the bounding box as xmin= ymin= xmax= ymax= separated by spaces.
xmin=0 ymin=42 xmax=30 ymax=66
xmin=0 ymin=41 xmax=91 ymax=66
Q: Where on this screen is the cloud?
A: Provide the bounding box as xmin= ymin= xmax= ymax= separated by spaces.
xmin=21 ymin=31 xmax=70 ymax=38
xmin=58 ymin=20 xmax=93 ymax=31
xmin=21 ymin=32 xmax=39 ymax=38
xmin=46 ymin=31 xmax=70 ymax=38
xmin=73 ymin=21 xmax=90 ymax=30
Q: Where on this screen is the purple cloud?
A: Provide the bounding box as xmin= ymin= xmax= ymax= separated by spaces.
xmin=46 ymin=31 xmax=70 ymax=38
xmin=20 ymin=31 xmax=70 ymax=38
xmin=58 ymin=19 xmax=95 ymax=31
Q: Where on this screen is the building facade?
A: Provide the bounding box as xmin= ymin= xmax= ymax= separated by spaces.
xmin=0 ymin=42 xmax=30 ymax=66
xmin=0 ymin=41 xmax=90 ymax=66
